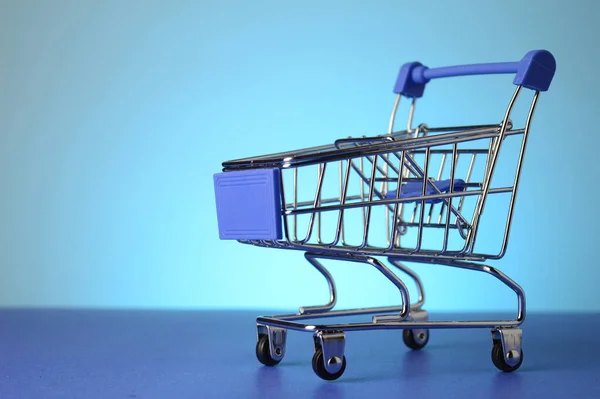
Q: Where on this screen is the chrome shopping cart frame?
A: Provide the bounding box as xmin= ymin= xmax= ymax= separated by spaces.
xmin=213 ymin=50 xmax=556 ymax=380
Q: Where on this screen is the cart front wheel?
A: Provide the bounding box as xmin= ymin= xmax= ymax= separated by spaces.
xmin=256 ymin=334 xmax=281 ymax=366
xmin=312 ymin=348 xmax=346 ymax=381
xmin=403 ymin=329 xmax=429 ymax=350
xmin=491 ymin=340 xmax=523 ymax=372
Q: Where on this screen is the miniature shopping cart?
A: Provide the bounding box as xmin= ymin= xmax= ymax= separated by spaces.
xmin=213 ymin=50 xmax=556 ymax=380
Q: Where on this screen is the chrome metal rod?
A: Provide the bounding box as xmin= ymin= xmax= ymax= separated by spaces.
xmin=223 ymin=126 xmax=523 ymax=170
xmin=360 ymin=155 xmax=379 ymax=249
xmin=428 ymin=153 xmax=447 ymax=223
xmin=335 ymin=136 xmax=394 ymax=149
xmin=490 ymin=91 xmax=540 ymax=259
xmin=298 ymin=163 xmax=327 ymax=244
xmin=255 ymin=317 xmax=522 ymax=333
xmin=391 ymin=256 xmax=526 ymax=322
xmin=295 ymin=305 xmax=408 ymax=320
xmin=407 ymin=98 xmax=416 ymax=133
xmin=257 ymin=258 xmax=524 ymax=333
xmin=328 ymin=160 xmax=352 ymax=247
xmin=441 ymin=143 xmax=458 ymax=252
xmin=458 ymin=154 xmax=476 ymax=212
xmin=411 ymin=149 xmax=490 ymax=155
xmin=279 ymin=171 xmax=294 ymax=246
xmin=414 ymin=147 xmax=430 ymax=253
xmin=286 ymin=181 xmax=484 ymax=209
xmin=348 ymin=158 xmax=388 ymax=202
xmin=388 ymin=94 xmax=401 ymax=135
xmin=299 ymin=253 xmax=337 ymax=314
xmin=387 ymin=258 xmax=425 ymax=309
xmin=388 ymin=151 xmax=406 ymax=251
xmin=317 ymin=164 xmax=322 ymax=244
xmin=402 ymin=150 xmax=471 ymax=228
xmin=339 ymin=160 xmax=345 ymax=245
xmin=299 ymin=252 xmax=411 ymax=320
xmin=293 ymin=168 xmax=298 ymax=241
xmin=242 ymin=238 xmax=492 ymax=260
xmin=465 ymin=86 xmax=522 ymax=253
xmin=285 ymin=187 xmax=513 ymax=216
xmin=423 ymin=122 xmax=507 ymax=133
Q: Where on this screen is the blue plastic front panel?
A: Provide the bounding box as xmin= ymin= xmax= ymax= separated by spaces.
xmin=213 ymin=168 xmax=282 ymax=240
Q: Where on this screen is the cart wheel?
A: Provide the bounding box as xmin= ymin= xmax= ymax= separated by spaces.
xmin=491 ymin=340 xmax=523 ymax=372
xmin=256 ymin=334 xmax=281 ymax=366
xmin=403 ymin=329 xmax=429 ymax=350
xmin=312 ymin=348 xmax=346 ymax=381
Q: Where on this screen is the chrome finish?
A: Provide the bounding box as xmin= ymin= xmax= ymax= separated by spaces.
xmin=256 ymin=255 xmax=525 ymax=333
xmin=428 ymin=153 xmax=447 ymax=224
xmin=407 ymin=98 xmax=417 ymax=133
xmin=414 ymin=147 xmax=431 ymax=253
xmin=297 ymin=252 xmax=411 ymax=321
xmin=257 ymin=325 xmax=287 ymax=362
xmin=389 ymin=151 xmax=407 ymax=249
xmin=314 ymin=331 xmax=346 ymax=374
xmin=490 ymin=91 xmax=540 ymax=259
xmin=220 ymin=79 xmax=545 ymax=378
xmin=299 ymin=253 xmax=337 ymax=314
xmin=458 ymin=154 xmax=476 ymax=212
xmin=293 ymin=168 xmax=298 ymax=241
xmin=317 ymin=164 xmax=322 ymax=244
xmin=372 ymin=308 xmax=427 ymax=325
xmin=388 ymin=258 xmax=425 ymax=309
xmin=339 ymin=160 xmax=346 ymax=245
xmin=440 ymin=143 xmax=458 ymax=251
xmin=283 ymin=186 xmax=513 ymax=217
xmin=388 ymin=94 xmax=401 ymax=135
xmin=222 ymin=126 xmax=526 ymax=170
xmin=465 ymin=86 xmax=523 ymax=254
xmin=492 ymin=327 xmax=522 ymax=367
xmin=257 ymin=317 xmax=523 ymax=333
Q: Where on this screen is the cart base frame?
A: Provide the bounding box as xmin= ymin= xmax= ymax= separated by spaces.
xmin=254 ymin=252 xmax=525 ymax=380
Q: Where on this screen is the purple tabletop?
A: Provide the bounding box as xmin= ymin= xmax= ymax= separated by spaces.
xmin=1 ymin=310 xmax=599 ymax=398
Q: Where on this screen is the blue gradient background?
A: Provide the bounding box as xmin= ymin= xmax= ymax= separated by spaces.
xmin=1 ymin=0 xmax=598 ymax=312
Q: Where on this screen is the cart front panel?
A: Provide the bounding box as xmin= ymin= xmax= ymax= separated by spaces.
xmin=214 ymin=168 xmax=282 ymax=240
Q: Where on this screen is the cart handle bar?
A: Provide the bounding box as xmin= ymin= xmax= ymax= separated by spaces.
xmin=394 ymin=49 xmax=556 ymax=98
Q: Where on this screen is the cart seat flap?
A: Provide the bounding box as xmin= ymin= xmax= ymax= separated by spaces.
xmin=386 ymin=179 xmax=466 ymax=203
xmin=214 ymin=169 xmax=282 ymax=240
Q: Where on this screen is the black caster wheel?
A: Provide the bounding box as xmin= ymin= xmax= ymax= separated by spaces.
xmin=491 ymin=340 xmax=523 ymax=372
xmin=256 ymin=334 xmax=281 ymax=366
xmin=311 ymin=348 xmax=346 ymax=381
xmin=403 ymin=329 xmax=429 ymax=350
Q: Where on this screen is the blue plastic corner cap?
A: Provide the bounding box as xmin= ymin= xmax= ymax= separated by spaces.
xmin=394 ymin=62 xmax=429 ymax=98
xmin=513 ymin=50 xmax=556 ymax=91
xmin=214 ymin=168 xmax=283 ymax=240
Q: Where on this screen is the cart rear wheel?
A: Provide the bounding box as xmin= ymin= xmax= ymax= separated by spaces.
xmin=403 ymin=329 xmax=429 ymax=350
xmin=256 ymin=334 xmax=281 ymax=366
xmin=491 ymin=340 xmax=523 ymax=372
xmin=312 ymin=348 xmax=346 ymax=381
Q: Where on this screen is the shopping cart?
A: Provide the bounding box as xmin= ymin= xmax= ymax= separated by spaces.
xmin=213 ymin=50 xmax=556 ymax=380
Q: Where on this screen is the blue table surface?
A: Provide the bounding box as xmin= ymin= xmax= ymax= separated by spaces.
xmin=1 ymin=309 xmax=599 ymax=398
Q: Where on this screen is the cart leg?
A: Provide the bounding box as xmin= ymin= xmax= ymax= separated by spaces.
xmin=312 ymin=331 xmax=347 ymax=381
xmin=299 ymin=252 xmax=411 ymax=320
xmin=255 ymin=324 xmax=287 ymax=366
xmin=299 ymin=253 xmax=337 ymax=315
xmin=491 ymin=327 xmax=523 ymax=372
xmin=387 ymin=258 xmax=426 ymax=310
xmin=386 ymin=259 xmax=430 ymax=349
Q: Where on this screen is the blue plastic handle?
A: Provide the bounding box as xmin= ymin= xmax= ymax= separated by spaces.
xmin=394 ymin=50 xmax=556 ymax=98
